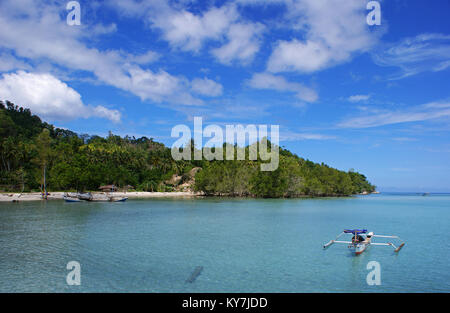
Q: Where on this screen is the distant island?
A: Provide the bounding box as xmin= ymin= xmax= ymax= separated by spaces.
xmin=0 ymin=100 xmax=375 ymax=199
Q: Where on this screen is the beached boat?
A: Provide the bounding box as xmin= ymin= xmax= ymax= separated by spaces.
xmin=87 ymin=195 xmax=128 ymax=202
xmin=63 ymin=196 xmax=81 ymax=202
xmin=323 ymin=229 xmax=405 ymax=255
xmin=112 ymin=197 xmax=128 ymax=202
xmin=63 ymin=192 xmax=128 ymax=202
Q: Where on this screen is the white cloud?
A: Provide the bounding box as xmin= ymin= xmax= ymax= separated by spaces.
xmin=91 ymin=106 xmax=121 ymax=123
xmin=424 ymin=101 xmax=450 ymax=109
xmin=348 ymin=94 xmax=371 ymax=102
xmin=152 ymin=5 xmax=239 ymax=52
xmin=127 ymin=51 xmax=160 ymax=65
xmin=110 ymin=0 xmax=377 ymax=71
xmin=248 ymin=72 xmax=318 ymax=102
xmin=191 ymin=78 xmax=223 ymax=97
xmin=268 ymin=39 xmax=332 ymax=73
xmin=125 ymin=67 xmax=201 ymax=105
xmin=337 ymin=101 xmax=450 ymax=128
xmin=0 ymin=51 xmax=30 ymax=72
xmin=0 ymin=71 xmax=121 ymax=122
xmin=372 ymin=33 xmax=450 ymax=80
xmin=111 ymin=1 xmax=263 ymax=65
xmin=267 ymin=0 xmax=378 ymax=73
xmin=211 ymin=22 xmax=265 ymax=65
xmin=433 ymin=60 xmax=450 ymax=72
xmin=0 ymin=0 xmax=207 ymax=107
xmin=90 ymin=23 xmax=118 ymax=36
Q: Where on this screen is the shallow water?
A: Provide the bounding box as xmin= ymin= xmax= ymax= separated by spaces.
xmin=0 ymin=194 xmax=449 ymax=292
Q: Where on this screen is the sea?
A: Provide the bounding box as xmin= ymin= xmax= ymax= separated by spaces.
xmin=0 ymin=193 xmax=449 ymax=292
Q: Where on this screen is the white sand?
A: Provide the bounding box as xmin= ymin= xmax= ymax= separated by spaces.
xmin=0 ymin=191 xmax=200 ymax=202
xmin=109 ymin=191 xmax=200 ymax=199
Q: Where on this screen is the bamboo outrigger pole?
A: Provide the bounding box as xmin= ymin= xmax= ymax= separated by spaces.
xmin=323 ymin=232 xmax=345 ymax=248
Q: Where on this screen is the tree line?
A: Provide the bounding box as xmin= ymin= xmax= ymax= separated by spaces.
xmin=0 ymin=101 xmax=375 ymax=197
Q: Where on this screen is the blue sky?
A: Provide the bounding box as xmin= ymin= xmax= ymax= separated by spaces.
xmin=0 ymin=0 xmax=449 ymax=192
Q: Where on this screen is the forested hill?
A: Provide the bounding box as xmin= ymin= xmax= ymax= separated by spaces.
xmin=0 ymin=101 xmax=375 ymax=197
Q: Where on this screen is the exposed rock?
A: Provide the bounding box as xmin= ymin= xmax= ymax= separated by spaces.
xmin=175 ymin=167 xmax=202 ymax=192
xmin=188 ymin=167 xmax=202 ymax=177
xmin=165 ymin=174 xmax=182 ymax=186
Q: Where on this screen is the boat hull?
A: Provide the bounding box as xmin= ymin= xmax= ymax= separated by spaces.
xmin=113 ymin=197 xmax=128 ymax=202
xmin=86 ymin=197 xmax=128 ymax=202
xmin=349 ymin=243 xmax=368 ymax=255
xmin=64 ymin=197 xmax=81 ymax=203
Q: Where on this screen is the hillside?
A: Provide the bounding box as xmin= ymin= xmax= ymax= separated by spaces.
xmin=0 ymin=100 xmax=375 ymax=197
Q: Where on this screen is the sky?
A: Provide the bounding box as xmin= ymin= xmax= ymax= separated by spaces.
xmin=0 ymin=0 xmax=449 ymax=192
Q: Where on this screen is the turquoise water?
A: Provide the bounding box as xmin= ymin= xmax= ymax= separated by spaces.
xmin=0 ymin=194 xmax=449 ymax=292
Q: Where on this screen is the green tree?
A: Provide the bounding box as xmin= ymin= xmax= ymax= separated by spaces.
xmin=35 ymin=129 xmax=52 ymax=198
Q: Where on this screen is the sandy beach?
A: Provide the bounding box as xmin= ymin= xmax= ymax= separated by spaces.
xmin=0 ymin=191 xmax=200 ymax=202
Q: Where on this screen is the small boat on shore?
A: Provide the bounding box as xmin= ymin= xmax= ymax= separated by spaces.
xmin=64 ymin=196 xmax=81 ymax=202
xmin=323 ymin=229 xmax=405 ymax=255
xmin=63 ymin=193 xmax=128 ymax=202
xmin=112 ymin=197 xmax=128 ymax=202
xmin=89 ymin=196 xmax=128 ymax=202
xmin=63 ymin=192 xmax=127 ymax=202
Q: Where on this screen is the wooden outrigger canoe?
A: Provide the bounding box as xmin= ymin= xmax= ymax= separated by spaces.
xmin=63 ymin=192 xmax=128 ymax=203
xmin=63 ymin=196 xmax=81 ymax=202
xmin=323 ymin=229 xmax=405 ymax=255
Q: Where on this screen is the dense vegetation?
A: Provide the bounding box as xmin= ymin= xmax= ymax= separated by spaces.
xmin=0 ymin=101 xmax=375 ymax=197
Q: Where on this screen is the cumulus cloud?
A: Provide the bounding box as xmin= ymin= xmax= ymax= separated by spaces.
xmin=125 ymin=67 xmax=202 ymax=105
xmin=0 ymin=0 xmax=211 ymax=107
xmin=0 ymin=71 xmax=121 ymax=122
xmin=211 ymin=22 xmax=265 ymax=65
xmin=152 ymin=5 xmax=239 ymax=52
xmin=248 ymin=72 xmax=318 ymax=102
xmin=191 ymin=78 xmax=223 ymax=97
xmin=111 ymin=1 xmax=264 ymax=65
xmin=267 ymin=0 xmax=378 ymax=73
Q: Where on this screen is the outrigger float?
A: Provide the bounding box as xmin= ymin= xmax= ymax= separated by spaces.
xmin=323 ymin=229 xmax=405 ymax=255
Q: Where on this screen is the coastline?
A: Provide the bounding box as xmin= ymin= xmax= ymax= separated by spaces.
xmin=0 ymin=190 xmax=380 ymax=202
xmin=0 ymin=191 xmax=201 ymax=202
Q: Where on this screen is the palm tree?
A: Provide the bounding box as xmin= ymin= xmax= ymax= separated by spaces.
xmin=36 ymin=129 xmax=51 ymax=199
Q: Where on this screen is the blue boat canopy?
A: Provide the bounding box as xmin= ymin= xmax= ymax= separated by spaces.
xmin=344 ymin=229 xmax=367 ymax=234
